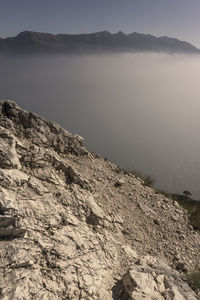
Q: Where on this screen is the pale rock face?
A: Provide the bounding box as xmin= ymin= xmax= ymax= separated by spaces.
xmin=0 ymin=100 xmax=199 ymax=299
xmin=122 ymin=256 xmax=197 ymax=300
xmin=0 ymin=127 xmax=21 ymax=169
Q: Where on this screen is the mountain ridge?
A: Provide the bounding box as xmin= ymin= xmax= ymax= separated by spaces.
xmin=0 ymin=30 xmax=199 ymax=54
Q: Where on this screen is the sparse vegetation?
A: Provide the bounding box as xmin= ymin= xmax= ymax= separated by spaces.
xmin=142 ymin=174 xmax=155 ymax=187
xmin=189 ymin=206 xmax=200 ymax=231
xmin=187 ymin=270 xmax=200 ymax=292
xmin=171 ymin=194 xmax=200 ymax=231
xmin=127 ymin=169 xmax=155 ymax=187
xmin=115 ymin=165 xmax=200 ymax=232
xmin=115 ymin=166 xmax=155 ymax=187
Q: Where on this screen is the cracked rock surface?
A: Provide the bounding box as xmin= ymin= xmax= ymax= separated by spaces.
xmin=0 ymin=100 xmax=199 ymax=299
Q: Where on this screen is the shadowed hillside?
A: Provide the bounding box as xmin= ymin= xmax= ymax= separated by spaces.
xmin=0 ymin=31 xmax=200 ymax=54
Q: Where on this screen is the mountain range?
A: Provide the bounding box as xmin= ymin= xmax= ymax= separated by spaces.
xmin=0 ymin=31 xmax=199 ymax=55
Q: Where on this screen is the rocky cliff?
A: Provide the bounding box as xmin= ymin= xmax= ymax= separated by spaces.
xmin=0 ymin=100 xmax=200 ymax=299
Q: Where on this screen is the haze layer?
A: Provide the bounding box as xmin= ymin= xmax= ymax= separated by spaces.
xmin=1 ymin=53 xmax=200 ymax=197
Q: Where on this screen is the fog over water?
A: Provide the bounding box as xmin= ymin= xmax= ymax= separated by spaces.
xmin=1 ymin=53 xmax=200 ymax=198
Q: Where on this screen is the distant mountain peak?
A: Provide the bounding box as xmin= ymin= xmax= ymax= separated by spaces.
xmin=16 ymin=31 xmax=38 ymax=38
xmin=115 ymin=31 xmax=126 ymax=36
xmin=91 ymin=30 xmax=112 ymax=37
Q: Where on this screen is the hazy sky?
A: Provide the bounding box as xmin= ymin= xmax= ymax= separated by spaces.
xmin=1 ymin=0 xmax=200 ymax=47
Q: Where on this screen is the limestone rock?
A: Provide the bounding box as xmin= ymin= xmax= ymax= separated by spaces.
xmin=0 ymin=127 xmax=21 ymax=169
xmin=121 ymin=256 xmax=197 ymax=300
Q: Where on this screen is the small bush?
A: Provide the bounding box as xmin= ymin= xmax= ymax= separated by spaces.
xmin=187 ymin=270 xmax=200 ymax=292
xmin=190 ymin=206 xmax=200 ymax=231
xmin=173 ymin=195 xmax=200 ymax=232
xmin=142 ymin=174 xmax=155 ymax=187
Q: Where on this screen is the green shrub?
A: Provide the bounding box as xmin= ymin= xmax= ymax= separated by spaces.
xmin=173 ymin=195 xmax=200 ymax=231
xmin=189 ymin=206 xmax=200 ymax=231
xmin=187 ymin=270 xmax=200 ymax=292
xmin=142 ymin=174 xmax=155 ymax=187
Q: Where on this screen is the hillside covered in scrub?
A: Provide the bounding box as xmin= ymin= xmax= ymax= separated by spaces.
xmin=0 ymin=100 xmax=200 ymax=299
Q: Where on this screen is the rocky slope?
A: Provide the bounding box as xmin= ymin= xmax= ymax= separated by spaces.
xmin=0 ymin=100 xmax=200 ymax=299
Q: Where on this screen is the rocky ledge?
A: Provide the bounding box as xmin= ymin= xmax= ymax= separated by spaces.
xmin=0 ymin=100 xmax=199 ymax=299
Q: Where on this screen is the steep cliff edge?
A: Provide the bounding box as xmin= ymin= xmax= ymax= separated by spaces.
xmin=0 ymin=100 xmax=199 ymax=299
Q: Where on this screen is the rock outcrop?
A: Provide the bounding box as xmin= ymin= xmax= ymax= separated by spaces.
xmin=0 ymin=100 xmax=199 ymax=299
xmin=117 ymin=256 xmax=197 ymax=300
